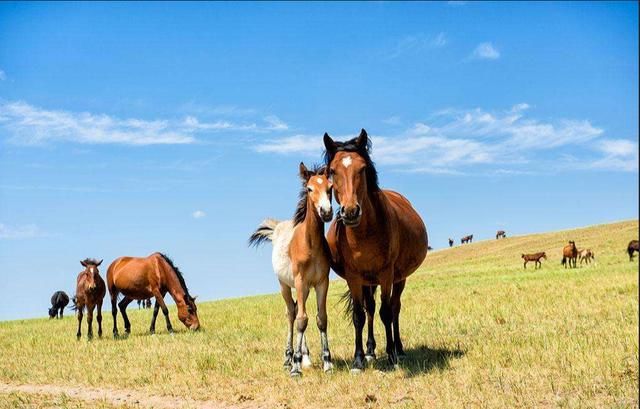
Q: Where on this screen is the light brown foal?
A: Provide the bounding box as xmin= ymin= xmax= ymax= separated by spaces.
xmin=75 ymin=258 xmax=106 ymax=340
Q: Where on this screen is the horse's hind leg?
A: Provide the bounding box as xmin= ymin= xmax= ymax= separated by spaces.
xmin=96 ymin=299 xmax=103 ymax=338
xmin=379 ymin=281 xmax=397 ymax=366
xmin=315 ymin=277 xmax=333 ymax=373
xmin=279 ymin=283 xmax=295 ymax=369
xmin=118 ymin=296 xmax=134 ymax=334
xmin=110 ymin=291 xmax=119 ymax=338
xmin=149 ymin=299 xmax=161 ymax=334
xmin=76 ymin=305 xmax=83 ymax=340
xmin=363 ymin=285 xmax=377 ymax=362
xmin=391 ymin=280 xmax=407 ymax=359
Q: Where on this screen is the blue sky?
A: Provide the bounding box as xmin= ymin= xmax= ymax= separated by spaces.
xmin=0 ymin=2 xmax=637 ymax=320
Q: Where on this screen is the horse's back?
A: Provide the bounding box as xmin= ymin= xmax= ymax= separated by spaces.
xmin=383 ymin=190 xmax=428 ymax=278
xmin=107 ymin=255 xmax=157 ymax=297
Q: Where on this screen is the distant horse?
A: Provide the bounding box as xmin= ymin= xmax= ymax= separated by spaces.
xmin=137 ymin=299 xmax=152 ymax=309
xmin=496 ymin=230 xmax=506 ymax=239
xmin=324 ymin=130 xmax=428 ymax=371
xmin=427 ymin=246 xmax=433 ymax=251
xmin=578 ymin=249 xmax=595 ymax=265
xmin=521 ymin=252 xmax=546 ymax=269
xmin=74 ymin=259 xmax=106 ymax=339
xmin=107 ymin=253 xmax=200 ymax=336
xmin=448 ymin=238 xmax=454 ymax=247
xmin=49 ymin=291 xmax=70 ymax=319
xmin=249 ymin=163 xmax=334 ymax=376
xmin=562 ymin=241 xmax=578 ymax=268
xmin=628 ymin=240 xmax=639 ymax=261
xmin=461 ymin=234 xmax=473 ymax=244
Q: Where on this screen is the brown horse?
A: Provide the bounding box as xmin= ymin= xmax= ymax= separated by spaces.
xmin=249 ymin=163 xmax=334 ymax=376
xmin=461 ymin=234 xmax=473 ymax=244
xmin=628 ymin=240 xmax=639 ymax=261
xmin=74 ymin=259 xmax=106 ymax=340
xmin=107 ymin=252 xmax=200 ymax=337
xmin=324 ymin=129 xmax=428 ymax=371
xmin=448 ymin=238 xmax=454 ymax=247
xmin=496 ymin=230 xmax=506 ymax=239
xmin=521 ymin=252 xmax=546 ymax=269
xmin=578 ymin=248 xmax=595 ymax=265
xmin=562 ymin=241 xmax=578 ymax=268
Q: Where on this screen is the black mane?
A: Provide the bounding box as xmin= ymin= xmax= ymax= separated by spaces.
xmin=323 ymin=131 xmax=380 ymax=192
xmin=158 ymin=253 xmax=192 ymax=300
xmin=293 ymin=164 xmax=326 ymax=226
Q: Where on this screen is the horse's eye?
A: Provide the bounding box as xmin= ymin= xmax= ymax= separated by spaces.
xmin=307 ymin=187 xmax=312 ymax=192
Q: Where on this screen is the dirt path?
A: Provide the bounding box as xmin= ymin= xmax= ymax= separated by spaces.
xmin=0 ymin=382 xmax=261 ymax=409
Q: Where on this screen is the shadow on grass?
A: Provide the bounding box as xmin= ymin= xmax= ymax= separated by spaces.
xmin=331 ymin=344 xmax=466 ymax=377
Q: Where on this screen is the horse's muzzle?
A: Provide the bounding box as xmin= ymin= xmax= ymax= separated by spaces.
xmin=320 ymin=208 xmax=333 ymax=223
xmin=340 ymin=204 xmax=361 ymax=227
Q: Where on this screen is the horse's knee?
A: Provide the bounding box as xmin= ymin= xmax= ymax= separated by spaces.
xmin=316 ymin=313 xmax=327 ymax=332
xmin=379 ymin=302 xmax=392 ymax=325
xmin=295 ymin=314 xmax=308 ymax=333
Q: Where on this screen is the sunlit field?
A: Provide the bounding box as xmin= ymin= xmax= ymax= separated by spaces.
xmin=1 ymin=220 xmax=637 ymax=408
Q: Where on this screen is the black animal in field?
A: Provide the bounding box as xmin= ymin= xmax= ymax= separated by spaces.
xmin=49 ymin=290 xmax=70 ymax=319
xmin=628 ymin=240 xmax=639 ymax=261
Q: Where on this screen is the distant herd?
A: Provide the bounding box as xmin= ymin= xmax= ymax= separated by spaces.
xmin=45 ymin=129 xmax=639 ymax=378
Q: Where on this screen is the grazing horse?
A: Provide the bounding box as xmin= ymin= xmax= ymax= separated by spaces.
xmin=521 ymin=252 xmax=546 ymax=269
xmin=561 ymin=241 xmax=578 ymax=268
xmin=628 ymin=240 xmax=639 ymax=261
xmin=49 ymin=291 xmax=70 ymax=319
xmin=578 ymin=249 xmax=595 ymax=265
xmin=448 ymin=238 xmax=454 ymax=247
xmin=107 ymin=253 xmax=200 ymax=337
xmin=137 ymin=299 xmax=152 ymax=309
xmin=249 ymin=163 xmax=334 ymax=376
xmin=496 ymin=230 xmax=506 ymax=239
xmin=461 ymin=234 xmax=473 ymax=244
xmin=324 ymin=129 xmax=428 ymax=371
xmin=74 ymin=259 xmax=106 ymax=339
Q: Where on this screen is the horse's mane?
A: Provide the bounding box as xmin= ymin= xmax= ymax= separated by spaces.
xmin=158 ymin=253 xmax=192 ymax=300
xmin=82 ymin=258 xmax=101 ymax=266
xmin=293 ymin=164 xmax=326 ymax=226
xmin=323 ymin=131 xmax=380 ymax=192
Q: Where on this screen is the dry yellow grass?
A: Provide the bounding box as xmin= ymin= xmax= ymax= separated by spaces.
xmin=0 ymin=220 xmax=638 ymax=408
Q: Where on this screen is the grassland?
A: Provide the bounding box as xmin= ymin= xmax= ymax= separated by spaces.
xmin=0 ymin=220 xmax=638 ymax=408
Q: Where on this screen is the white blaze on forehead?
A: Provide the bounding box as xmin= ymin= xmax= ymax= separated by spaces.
xmin=316 ymin=177 xmax=323 ymax=184
xmin=341 ymin=155 xmax=352 ymax=168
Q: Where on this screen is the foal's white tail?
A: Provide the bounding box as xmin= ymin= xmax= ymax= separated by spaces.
xmin=248 ymin=218 xmax=280 ymax=247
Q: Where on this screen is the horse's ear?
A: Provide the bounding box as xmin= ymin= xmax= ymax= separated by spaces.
xmin=96 ymin=259 xmax=103 ymax=266
xmin=323 ymin=132 xmax=336 ymax=154
xmin=80 ymin=260 xmax=87 ymax=267
xmin=356 ymin=129 xmax=368 ymax=150
xmin=299 ymin=162 xmax=310 ymax=180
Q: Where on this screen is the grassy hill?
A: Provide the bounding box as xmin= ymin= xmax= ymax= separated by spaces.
xmin=0 ymin=220 xmax=638 ymax=408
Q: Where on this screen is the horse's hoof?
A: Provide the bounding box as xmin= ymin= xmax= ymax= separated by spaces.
xmin=350 ymin=367 xmax=363 ymax=374
xmin=301 ymin=355 xmax=312 ymax=368
xmin=323 ymin=362 xmax=334 ymax=373
xmin=290 ymin=369 xmax=302 ymax=378
xmin=365 ymin=354 xmax=376 ymax=363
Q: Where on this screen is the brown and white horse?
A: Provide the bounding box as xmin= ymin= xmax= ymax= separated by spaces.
xmin=249 ymin=163 xmax=334 ymax=376
xmin=107 ymin=252 xmax=200 ymax=337
xmin=74 ymin=259 xmax=106 ymax=340
xmin=324 ymin=129 xmax=428 ymax=371
xmin=496 ymin=230 xmax=506 ymax=239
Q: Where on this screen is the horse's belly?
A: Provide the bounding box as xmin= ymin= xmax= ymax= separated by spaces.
xmin=272 ymin=221 xmax=295 ymax=288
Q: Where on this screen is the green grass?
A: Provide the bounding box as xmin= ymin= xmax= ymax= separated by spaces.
xmin=0 ymin=220 xmax=638 ymax=408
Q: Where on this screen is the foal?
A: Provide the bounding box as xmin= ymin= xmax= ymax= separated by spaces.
xmin=74 ymin=259 xmax=106 ymax=339
xmin=249 ymin=163 xmax=334 ymax=376
xmin=521 ymin=252 xmax=546 ymax=269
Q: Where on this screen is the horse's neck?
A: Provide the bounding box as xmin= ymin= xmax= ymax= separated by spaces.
xmin=345 ymin=190 xmax=386 ymax=236
xmin=302 ymin=200 xmax=324 ymax=244
xmin=164 ymin=270 xmax=187 ymax=305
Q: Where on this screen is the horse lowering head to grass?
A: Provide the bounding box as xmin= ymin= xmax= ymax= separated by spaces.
xmin=627 ymin=240 xmax=639 ymax=261
xmin=49 ymin=290 xmax=70 ymax=319
xmin=449 ymin=238 xmax=454 ymax=247
xmin=249 ymin=162 xmax=334 ymax=377
xmin=323 ymin=129 xmax=428 ymax=372
xmin=107 ymin=252 xmax=200 ymax=337
xmin=74 ymin=259 xmax=105 ymax=340
xmin=496 ymin=230 xmax=506 ymax=239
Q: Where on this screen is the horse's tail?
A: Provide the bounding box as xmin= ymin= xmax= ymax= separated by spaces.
xmin=339 ymin=286 xmax=376 ymax=319
xmin=69 ymin=296 xmax=79 ymax=311
xmin=248 ymin=218 xmax=280 ymax=247
xmin=561 ymin=256 xmax=566 ymax=266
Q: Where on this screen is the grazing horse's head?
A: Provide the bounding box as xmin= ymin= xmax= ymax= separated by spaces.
xmin=177 ymin=295 xmax=200 ymax=331
xmin=323 ymin=129 xmax=379 ymax=227
xmin=298 ymin=162 xmax=333 ymax=223
xmin=80 ymin=258 xmax=102 ymax=290
xmin=48 ymin=308 xmax=57 ymax=319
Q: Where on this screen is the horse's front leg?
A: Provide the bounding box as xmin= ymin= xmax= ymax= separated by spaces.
xmin=279 ymin=282 xmax=295 ymax=369
xmin=363 ymin=285 xmax=377 ymax=362
xmin=290 ymin=274 xmax=310 ymax=377
xmin=149 ymin=300 xmax=160 ymax=334
xmin=96 ymin=299 xmax=103 ymax=338
xmin=315 ymin=277 xmax=333 ymax=373
xmin=76 ymin=305 xmax=83 ymax=340
xmin=348 ymin=282 xmax=366 ymax=373
xmin=391 ymin=280 xmax=407 ymax=358
xmin=379 ymin=280 xmax=397 ymax=366
xmin=86 ymin=304 xmax=94 ymax=340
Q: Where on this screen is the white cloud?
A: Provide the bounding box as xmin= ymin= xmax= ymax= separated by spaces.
xmin=388 ymin=32 xmax=448 ymax=59
xmin=471 ymin=42 xmax=500 ymax=60
xmin=578 ymin=139 xmax=639 ymax=172
xmin=0 ymin=100 xmax=290 ymax=146
xmin=382 ymin=116 xmax=402 ymax=126
xmin=0 ymin=70 xmax=6 ymax=81
xmin=192 ymin=210 xmax=206 ymax=219
xmin=253 ymin=104 xmax=629 ymax=175
xmin=0 ymin=223 xmax=47 ymax=239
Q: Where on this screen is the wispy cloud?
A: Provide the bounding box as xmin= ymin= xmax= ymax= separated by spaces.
xmin=0 ymin=223 xmax=47 ymax=240
xmin=253 ymin=104 xmax=630 ymax=175
xmin=471 ymin=42 xmax=500 ymax=60
xmin=0 ymin=69 xmax=6 ymax=81
xmin=388 ymin=32 xmax=448 ymax=59
xmin=382 ymin=116 xmax=402 ymax=126
xmin=0 ymin=100 xmax=289 ymax=146
xmin=192 ymin=210 xmax=206 ymax=219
